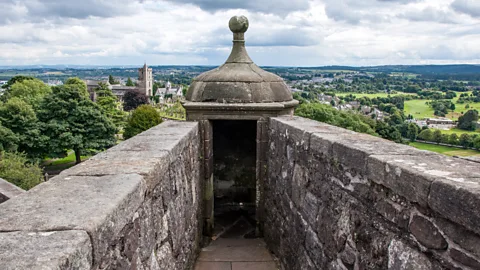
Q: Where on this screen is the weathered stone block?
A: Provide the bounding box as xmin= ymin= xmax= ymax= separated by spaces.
xmin=375 ymin=199 xmax=409 ymax=229
xmin=388 ymin=239 xmax=433 ymax=270
xmin=368 ymin=155 xmax=436 ymax=206
xmin=409 ymin=215 xmax=447 ymax=250
xmin=0 ymin=174 xmax=146 ymax=265
xmin=450 ymin=248 xmax=480 ymax=269
xmin=0 ymin=230 xmax=92 ymax=270
xmin=435 ymin=217 xmax=480 ymax=258
xmin=305 ymin=226 xmax=327 ymax=269
xmin=428 ymin=177 xmax=480 ymax=235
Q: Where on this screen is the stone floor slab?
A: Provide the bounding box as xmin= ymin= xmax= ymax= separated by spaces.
xmin=197 ymin=238 xmax=274 ymax=264
xmin=232 ymin=262 xmax=278 ymax=270
xmin=194 ymin=261 xmax=231 ymax=270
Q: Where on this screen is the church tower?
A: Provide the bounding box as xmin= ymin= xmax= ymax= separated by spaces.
xmin=138 ymin=63 xmax=153 ymax=96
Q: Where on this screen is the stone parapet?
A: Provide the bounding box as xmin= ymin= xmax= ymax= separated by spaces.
xmin=0 ymin=177 xmax=25 ymax=203
xmin=0 ymin=121 xmax=202 ymax=270
xmin=264 ymin=116 xmax=480 ymax=270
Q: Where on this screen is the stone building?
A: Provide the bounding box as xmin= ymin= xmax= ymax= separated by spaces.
xmin=137 ymin=63 xmax=153 ymax=96
xmin=155 ymin=81 xmax=183 ymax=103
xmin=85 ymin=63 xmax=153 ymax=102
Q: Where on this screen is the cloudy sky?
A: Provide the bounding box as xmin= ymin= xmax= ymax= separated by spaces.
xmin=1 ymin=0 xmax=480 ymax=66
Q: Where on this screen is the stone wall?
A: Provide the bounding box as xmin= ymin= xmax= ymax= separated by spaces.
xmin=265 ymin=116 xmax=480 ymax=270
xmin=0 ymin=121 xmax=202 ymax=270
xmin=0 ymin=177 xmax=25 ymax=204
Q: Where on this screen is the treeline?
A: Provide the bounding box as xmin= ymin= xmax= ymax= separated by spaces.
xmin=294 ymin=103 xmax=420 ymax=144
xmin=418 ymin=129 xmax=480 ymax=150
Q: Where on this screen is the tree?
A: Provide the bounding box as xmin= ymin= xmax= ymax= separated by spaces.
xmin=457 ymin=110 xmax=479 ymax=131
xmin=38 ymin=79 xmax=117 ymax=164
xmin=441 ymin=134 xmax=449 ymax=144
xmin=95 ymin=83 xmax=126 ymax=130
xmin=126 ymin=77 xmax=135 ymax=86
xmin=406 ymin=123 xmax=420 ymax=142
xmin=0 ymin=98 xmax=46 ymax=159
xmin=123 ymin=105 xmax=162 ymax=139
xmin=109 ymin=75 xmax=116 ymax=85
xmin=418 ymin=129 xmax=433 ymax=141
xmin=1 ymin=78 xmax=51 ymax=109
xmin=0 ymin=151 xmax=43 ymax=190
xmin=432 ymin=130 xmax=442 ymax=144
xmin=459 ymin=133 xmax=472 ymax=148
xmin=1 ymin=75 xmax=35 ymax=90
xmin=474 ymin=136 xmax=480 ymax=150
xmin=0 ymin=123 xmax=18 ymax=152
xmin=123 ymin=89 xmax=149 ymax=111
xmin=449 ymin=133 xmax=459 ymax=145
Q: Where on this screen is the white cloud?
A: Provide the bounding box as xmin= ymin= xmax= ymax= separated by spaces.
xmin=0 ymin=0 xmax=479 ymax=66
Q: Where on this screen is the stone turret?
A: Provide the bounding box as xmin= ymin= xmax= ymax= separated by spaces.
xmin=183 ymin=15 xmax=298 ymax=119
xmin=183 ymin=16 xmax=298 ymax=237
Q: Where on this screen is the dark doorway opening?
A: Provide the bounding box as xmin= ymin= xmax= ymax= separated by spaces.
xmin=212 ymin=120 xmax=257 ymax=239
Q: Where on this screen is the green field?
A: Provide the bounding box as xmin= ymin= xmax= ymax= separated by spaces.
xmin=404 ymin=91 xmax=480 ymax=121
xmin=409 ymin=142 xmax=480 ymax=157
xmin=434 ymin=128 xmax=480 ymax=135
xmin=404 ymin=99 xmax=435 ymax=119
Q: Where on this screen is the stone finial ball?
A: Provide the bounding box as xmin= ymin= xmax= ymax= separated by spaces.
xmin=229 ymin=16 xmax=249 ymax=33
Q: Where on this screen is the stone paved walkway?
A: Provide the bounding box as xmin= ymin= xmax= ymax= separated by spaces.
xmin=194 ymin=238 xmax=278 ymax=270
xmin=194 ymin=209 xmax=279 ymax=270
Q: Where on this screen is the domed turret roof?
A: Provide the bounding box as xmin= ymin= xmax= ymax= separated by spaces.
xmin=185 ymin=16 xmax=293 ymax=103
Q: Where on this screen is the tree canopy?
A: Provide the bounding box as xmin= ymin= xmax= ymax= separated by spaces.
xmin=1 ymin=78 xmax=51 ymax=109
xmin=295 ymin=103 xmax=377 ymax=135
xmin=457 ymin=110 xmax=479 ymax=131
xmin=123 ymin=89 xmax=149 ymax=111
xmin=126 ymin=77 xmax=135 ymax=86
xmin=0 ymin=151 xmax=43 ymax=190
xmin=124 ymin=105 xmax=162 ymax=139
xmin=38 ymin=79 xmax=116 ymax=163
xmin=0 ymin=98 xmax=46 ymax=159
xmin=95 ymin=82 xmax=126 ymax=130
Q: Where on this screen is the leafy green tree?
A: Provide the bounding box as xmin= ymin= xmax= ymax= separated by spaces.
xmin=458 ymin=110 xmax=479 ymax=131
xmin=449 ymin=133 xmax=459 ymax=145
xmin=0 ymin=123 xmax=18 ymax=152
xmin=95 ymin=83 xmax=127 ymax=130
xmin=109 ymin=75 xmax=116 ymax=85
xmin=1 ymin=75 xmax=35 ymax=90
xmin=38 ymin=79 xmax=117 ymax=164
xmin=406 ymin=123 xmax=420 ymax=142
xmin=295 ymin=103 xmax=377 ymax=135
xmin=123 ymin=89 xmax=149 ymax=111
xmin=432 ymin=129 xmax=442 ymax=144
xmin=124 ymin=105 xmax=162 ymax=139
xmin=0 ymin=151 xmax=43 ymax=190
xmin=1 ymin=78 xmax=51 ymax=109
xmin=418 ymin=129 xmax=433 ymax=141
xmin=0 ymin=98 xmax=46 ymax=159
xmin=474 ymin=136 xmax=480 ymax=150
xmin=441 ymin=134 xmax=449 ymax=144
xmin=126 ymin=77 xmax=135 ymax=86
xmin=459 ymin=133 xmax=472 ymax=148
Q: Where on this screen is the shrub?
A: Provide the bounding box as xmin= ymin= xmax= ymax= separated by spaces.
xmin=0 ymin=151 xmax=43 ymax=190
xmin=123 ymin=105 xmax=163 ymax=139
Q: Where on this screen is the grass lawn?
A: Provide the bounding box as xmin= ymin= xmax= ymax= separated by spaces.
xmin=409 ymin=142 xmax=480 ymax=157
xmin=448 ymin=102 xmax=480 ymax=120
xmin=404 ymin=99 xmax=435 ymax=119
xmin=435 ymin=128 xmax=480 ymax=135
xmin=44 ymin=152 xmax=90 ymax=166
